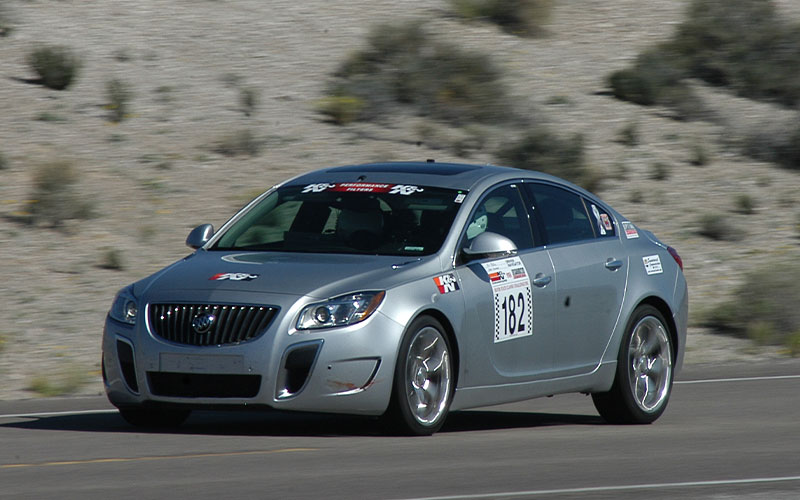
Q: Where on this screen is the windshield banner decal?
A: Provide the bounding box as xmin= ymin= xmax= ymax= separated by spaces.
xmin=301 ymin=183 xmax=424 ymax=195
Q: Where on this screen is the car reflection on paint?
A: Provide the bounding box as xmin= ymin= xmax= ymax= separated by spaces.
xmin=102 ymin=161 xmax=687 ymax=435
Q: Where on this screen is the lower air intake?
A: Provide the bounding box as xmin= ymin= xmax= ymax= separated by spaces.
xmin=147 ymin=372 xmax=261 ymax=398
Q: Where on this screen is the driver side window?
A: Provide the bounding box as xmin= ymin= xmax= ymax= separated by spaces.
xmin=463 ymin=184 xmax=534 ymax=251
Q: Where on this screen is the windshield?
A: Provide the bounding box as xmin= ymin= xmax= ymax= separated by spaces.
xmin=213 ymin=182 xmax=466 ymax=256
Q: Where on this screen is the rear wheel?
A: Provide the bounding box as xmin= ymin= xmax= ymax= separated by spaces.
xmin=118 ymin=407 xmax=191 ymax=428
xmin=592 ymin=305 xmax=674 ymax=424
xmin=386 ymin=316 xmax=453 ymax=435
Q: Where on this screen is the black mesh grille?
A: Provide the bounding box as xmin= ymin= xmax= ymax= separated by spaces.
xmin=148 ymin=304 xmax=278 ymax=346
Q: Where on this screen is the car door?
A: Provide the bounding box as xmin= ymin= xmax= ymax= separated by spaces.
xmin=454 ymin=183 xmax=558 ymax=386
xmin=523 ymin=182 xmax=627 ymax=376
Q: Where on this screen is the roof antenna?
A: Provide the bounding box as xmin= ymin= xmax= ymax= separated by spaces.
xmin=426 ymin=158 xmax=435 ymax=163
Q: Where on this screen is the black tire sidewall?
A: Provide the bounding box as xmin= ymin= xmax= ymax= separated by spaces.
xmin=389 ymin=315 xmax=453 ymax=436
xmin=616 ymin=304 xmax=674 ymax=423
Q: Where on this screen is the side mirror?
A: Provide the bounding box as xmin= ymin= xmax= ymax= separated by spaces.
xmin=461 ymin=232 xmax=517 ymax=262
xmin=186 ymin=224 xmax=214 ymax=249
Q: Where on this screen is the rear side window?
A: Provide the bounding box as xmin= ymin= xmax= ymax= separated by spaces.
xmin=523 ymin=183 xmax=596 ymax=245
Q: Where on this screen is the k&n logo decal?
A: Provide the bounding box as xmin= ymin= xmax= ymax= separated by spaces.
xmin=433 ymin=273 xmax=460 ymax=294
xmin=210 ymin=272 xmax=260 ymax=281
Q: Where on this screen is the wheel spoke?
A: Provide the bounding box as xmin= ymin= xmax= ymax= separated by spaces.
xmin=642 ymin=330 xmax=660 ymax=356
xmin=635 ymin=373 xmax=649 ymax=404
xmin=403 ymin=326 xmax=451 ymax=426
xmin=425 ymin=347 xmax=447 ymax=375
xmin=648 ymin=356 xmax=665 ymax=379
xmin=626 ymin=315 xmax=674 ymax=413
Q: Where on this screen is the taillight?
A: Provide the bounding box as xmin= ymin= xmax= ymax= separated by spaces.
xmin=667 ymin=246 xmax=683 ymax=271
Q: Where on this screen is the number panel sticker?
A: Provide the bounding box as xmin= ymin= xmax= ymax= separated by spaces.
xmin=481 ymin=257 xmax=534 ymax=343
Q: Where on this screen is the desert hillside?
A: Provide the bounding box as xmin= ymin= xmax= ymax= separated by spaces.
xmin=1 ymin=0 xmax=797 ymax=398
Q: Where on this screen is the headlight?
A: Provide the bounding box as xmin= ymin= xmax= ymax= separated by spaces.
xmin=109 ymin=285 xmax=138 ymax=325
xmin=296 ymin=291 xmax=385 ymax=330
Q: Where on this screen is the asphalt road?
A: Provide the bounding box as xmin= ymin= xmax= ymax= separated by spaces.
xmin=1 ymin=360 xmax=799 ymax=500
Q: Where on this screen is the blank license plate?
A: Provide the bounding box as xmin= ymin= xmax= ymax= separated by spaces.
xmin=159 ymin=353 xmax=244 ymax=374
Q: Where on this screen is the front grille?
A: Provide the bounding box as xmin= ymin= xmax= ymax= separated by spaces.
xmin=147 ymin=372 xmax=261 ymax=398
xmin=149 ymin=304 xmax=278 ymax=346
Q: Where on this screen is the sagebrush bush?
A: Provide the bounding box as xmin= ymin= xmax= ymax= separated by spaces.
xmin=239 ymin=87 xmax=259 ymax=117
xmin=99 ymin=248 xmax=124 ymax=270
xmin=690 ymin=142 xmax=709 ymax=166
xmin=734 ymin=193 xmax=756 ymax=214
xmin=106 ymin=79 xmax=132 ymax=122
xmin=0 ymin=4 xmax=12 ymax=37
xmin=616 ymin=122 xmax=639 ymax=146
xmin=27 ymin=45 xmax=82 ymax=90
xmin=29 ymin=160 xmax=93 ymax=227
xmin=214 ymin=129 xmax=261 ymax=157
xmin=651 ymin=162 xmax=670 ymax=181
xmin=496 ymin=128 xmax=594 ymax=189
xmin=326 ymin=21 xmax=512 ymax=125
xmin=315 ymin=95 xmax=365 ymax=125
xmin=743 ymin=123 xmax=800 ymax=170
xmin=706 ymin=261 xmax=800 ymax=351
xmin=697 ymin=212 xmax=742 ymax=241
xmin=450 ymin=0 xmax=553 ymax=37
xmin=608 ymin=47 xmax=688 ymax=107
xmin=610 ymin=0 xmax=800 ymax=112
xmin=673 ymin=0 xmax=800 ymax=106
xmin=28 ymin=364 xmax=88 ymax=396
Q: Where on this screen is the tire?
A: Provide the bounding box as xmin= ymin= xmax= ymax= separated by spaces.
xmin=386 ymin=316 xmax=454 ymax=436
xmin=118 ymin=407 xmax=191 ymax=428
xmin=592 ymin=305 xmax=674 ymax=424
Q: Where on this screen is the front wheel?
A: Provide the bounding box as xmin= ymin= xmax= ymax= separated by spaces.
xmin=386 ymin=316 xmax=454 ymax=435
xmin=592 ymin=305 xmax=674 ymax=424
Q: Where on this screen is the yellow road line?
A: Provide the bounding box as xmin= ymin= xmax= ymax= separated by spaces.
xmin=1 ymin=448 xmax=316 ymax=469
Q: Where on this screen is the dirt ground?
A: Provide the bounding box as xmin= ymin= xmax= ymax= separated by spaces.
xmin=0 ymin=0 xmax=796 ymax=399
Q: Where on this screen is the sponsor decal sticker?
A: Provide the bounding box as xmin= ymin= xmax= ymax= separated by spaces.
xmin=488 ymin=271 xmax=505 ymax=283
xmin=433 ymin=273 xmax=460 ymax=294
xmin=600 ymin=213 xmax=613 ymax=231
xmin=302 ymin=183 xmax=335 ymax=193
xmin=622 ymin=221 xmax=639 ymax=239
xmin=642 ymin=255 xmax=663 ymax=275
xmin=210 ymin=272 xmax=260 ymax=281
xmin=301 ymin=183 xmax=424 ymax=195
xmin=591 ymin=204 xmax=607 ymax=236
xmin=330 ymin=182 xmax=393 ymax=193
xmin=481 ymin=256 xmax=534 ymax=343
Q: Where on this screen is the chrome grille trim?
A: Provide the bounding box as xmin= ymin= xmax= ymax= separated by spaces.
xmin=148 ymin=304 xmax=278 ymax=346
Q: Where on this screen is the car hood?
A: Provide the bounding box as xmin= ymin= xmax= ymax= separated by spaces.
xmin=138 ymin=250 xmax=436 ymax=300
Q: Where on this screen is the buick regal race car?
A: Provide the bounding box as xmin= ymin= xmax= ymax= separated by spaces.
xmin=103 ymin=161 xmax=687 ymax=435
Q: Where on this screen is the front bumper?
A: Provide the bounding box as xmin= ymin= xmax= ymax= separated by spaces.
xmin=102 ymin=302 xmax=405 ymax=416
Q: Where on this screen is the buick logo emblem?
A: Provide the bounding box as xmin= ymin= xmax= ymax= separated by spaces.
xmin=191 ymin=313 xmax=216 ymax=334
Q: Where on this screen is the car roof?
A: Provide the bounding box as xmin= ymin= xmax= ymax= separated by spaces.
xmin=284 ymin=161 xmax=565 ymax=192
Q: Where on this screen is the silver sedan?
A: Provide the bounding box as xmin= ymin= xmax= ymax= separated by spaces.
xmin=103 ymin=161 xmax=687 ymax=435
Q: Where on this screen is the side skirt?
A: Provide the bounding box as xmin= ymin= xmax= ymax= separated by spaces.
xmin=450 ymin=361 xmax=617 ymax=411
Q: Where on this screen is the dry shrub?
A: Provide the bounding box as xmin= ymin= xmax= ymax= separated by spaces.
xmin=27 ymin=45 xmax=82 ymax=90
xmin=326 ymin=21 xmax=512 ymax=125
xmin=451 ymin=0 xmax=554 ymax=37
xmin=29 ymin=160 xmax=94 ymax=227
xmin=706 ymin=260 xmax=800 ymax=351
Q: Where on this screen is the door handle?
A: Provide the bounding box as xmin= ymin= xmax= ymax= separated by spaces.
xmin=605 ymin=258 xmax=623 ymax=271
xmin=533 ymin=273 xmax=552 ymax=287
